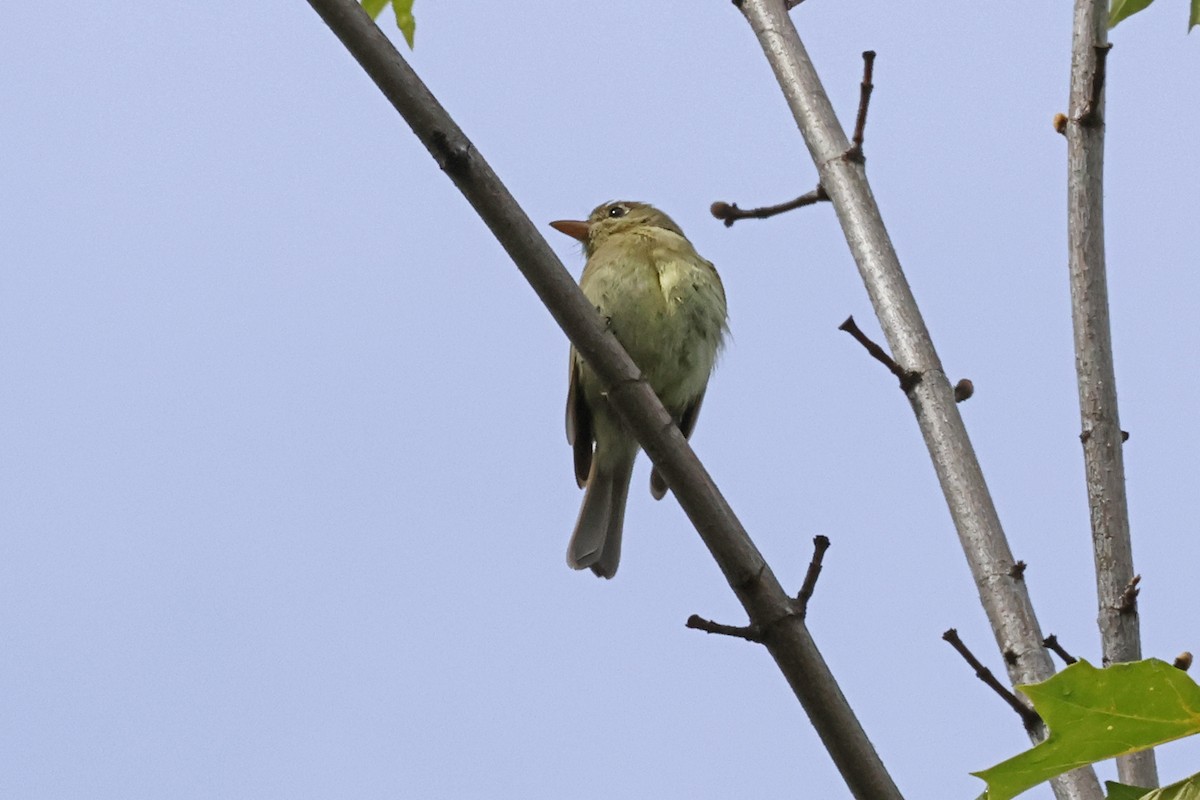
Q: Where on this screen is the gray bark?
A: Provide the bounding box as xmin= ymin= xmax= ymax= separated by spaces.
xmin=734 ymin=1 xmax=1106 ymax=798
xmin=1065 ymin=0 xmax=1156 ymax=788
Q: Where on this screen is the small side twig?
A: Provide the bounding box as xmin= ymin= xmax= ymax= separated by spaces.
xmin=844 ymin=51 xmax=876 ymax=164
xmin=943 ymin=629 xmax=1042 ymax=731
xmin=839 ymin=316 xmax=920 ymax=392
xmin=1118 ymin=574 xmax=1141 ymax=613
xmin=796 ymin=535 xmax=831 ymax=615
xmin=1043 ymin=634 xmax=1078 ymax=665
xmin=710 ymin=185 xmax=829 ymax=228
xmin=686 ymin=614 xmax=763 ymax=643
xmin=1078 ymin=44 xmax=1113 ymax=128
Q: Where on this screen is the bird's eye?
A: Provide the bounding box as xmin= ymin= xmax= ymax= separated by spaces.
xmin=607 ymin=205 xmax=627 ymax=219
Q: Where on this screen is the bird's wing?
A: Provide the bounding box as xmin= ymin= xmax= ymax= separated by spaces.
xmin=649 ymin=388 xmax=706 ymax=500
xmin=677 ymin=388 xmax=707 ymax=441
xmin=566 ymin=350 xmax=593 ymax=488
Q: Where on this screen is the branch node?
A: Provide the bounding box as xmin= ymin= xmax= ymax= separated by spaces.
xmin=1118 ymin=574 xmax=1141 ymax=613
xmin=1043 ymin=634 xmax=1077 ymax=665
xmin=430 ymin=130 xmax=473 ymax=177
xmin=1009 ymin=560 xmax=1027 ymax=580
xmin=1079 ymin=427 xmax=1128 ymax=446
xmin=795 ymin=535 xmax=831 ymax=615
xmin=731 ymin=561 xmax=769 ymax=596
xmin=838 ymin=315 xmax=920 ymax=392
xmin=1078 ymin=43 xmax=1113 ymax=128
xmin=686 ymin=614 xmax=764 ymax=643
xmin=943 ymin=629 xmax=1042 ymax=731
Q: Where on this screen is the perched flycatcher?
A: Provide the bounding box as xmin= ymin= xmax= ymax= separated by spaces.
xmin=550 ymin=201 xmax=728 ymax=578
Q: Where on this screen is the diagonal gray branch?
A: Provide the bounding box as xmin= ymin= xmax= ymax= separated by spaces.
xmin=304 ymin=1 xmax=902 ymax=797
xmin=732 ymin=1 xmax=1105 ymax=798
xmin=1065 ymin=0 xmax=1156 ymax=788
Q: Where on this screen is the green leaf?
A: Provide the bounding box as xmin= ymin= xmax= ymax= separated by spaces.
xmin=392 ymin=0 xmax=415 ymax=48
xmin=1108 ymin=782 xmax=1156 ymax=800
xmin=1126 ymin=773 xmax=1200 ymax=800
xmin=974 ymin=660 xmax=1200 ymax=800
xmin=1190 ymin=0 xmax=1199 ymax=31
xmin=1109 ymin=0 xmax=1155 ymax=27
xmin=357 ymin=0 xmax=416 ymax=48
xmin=360 ymin=0 xmax=388 ymax=19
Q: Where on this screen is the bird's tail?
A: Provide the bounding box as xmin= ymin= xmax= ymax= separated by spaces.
xmin=567 ymin=454 xmax=635 ymax=579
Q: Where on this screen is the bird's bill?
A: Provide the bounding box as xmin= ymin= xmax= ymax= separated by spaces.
xmin=549 ymin=219 xmax=589 ymax=242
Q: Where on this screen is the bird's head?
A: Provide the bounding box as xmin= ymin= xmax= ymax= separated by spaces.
xmin=551 ymin=201 xmax=685 ymax=257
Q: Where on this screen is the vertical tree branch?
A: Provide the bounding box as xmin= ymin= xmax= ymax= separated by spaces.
xmin=733 ymin=2 xmax=1104 ymax=798
xmin=304 ymin=1 xmax=903 ymax=798
xmin=1065 ymin=0 xmax=1155 ymax=788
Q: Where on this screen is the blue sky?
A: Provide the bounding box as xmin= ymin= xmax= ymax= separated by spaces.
xmin=3 ymin=2 xmax=1198 ymax=798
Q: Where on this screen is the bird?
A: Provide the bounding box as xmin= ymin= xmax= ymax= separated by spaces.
xmin=549 ymin=201 xmax=728 ymax=578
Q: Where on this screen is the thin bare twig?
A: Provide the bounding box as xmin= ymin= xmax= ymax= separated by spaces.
xmin=844 ymin=51 xmax=876 ymax=164
xmin=710 ymin=185 xmax=828 ymax=227
xmin=838 ymin=316 xmax=920 ymax=392
xmin=1043 ymin=635 xmax=1078 ymax=665
xmin=944 ymin=629 xmax=1042 ymax=731
xmin=796 ymin=535 xmax=831 ymax=614
xmin=686 ymin=614 xmax=764 ymax=642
